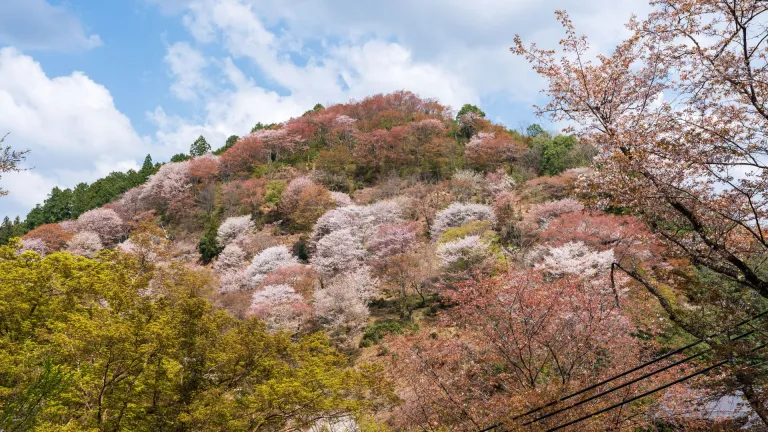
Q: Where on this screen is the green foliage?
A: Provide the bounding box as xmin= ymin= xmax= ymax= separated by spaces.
xmin=214 ymin=135 xmax=240 ymax=155
xmin=264 ymin=180 xmax=287 ymax=207
xmin=0 ymin=359 xmax=70 ymax=432
xmin=198 ymin=220 xmax=221 ymax=264
xmin=525 ymin=134 xmax=596 ymax=177
xmin=456 ymin=103 xmax=486 ymax=120
xmin=292 ymin=235 xmax=310 ymax=262
xmin=360 ymin=319 xmax=418 ymax=348
xmin=526 ymin=123 xmax=545 ymax=138
xmin=303 ymin=104 xmax=326 ymax=117
xmin=0 ymin=245 xmax=394 ymax=430
xmin=250 ymin=122 xmax=278 ymax=134
xmin=139 ymin=154 xmax=155 ymax=179
xmin=11 ymin=167 xmax=150 ymax=239
xmin=438 ymin=220 xmax=494 ymax=245
xmin=0 ymin=217 xmax=26 ymax=245
xmin=190 ymin=135 xmax=211 ymax=156
xmin=541 ymin=135 xmax=577 ymax=176
xmin=171 ymin=153 xmax=191 ymax=163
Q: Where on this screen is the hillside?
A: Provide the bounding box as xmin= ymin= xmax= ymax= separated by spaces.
xmin=1 ymin=88 xmax=764 ymax=431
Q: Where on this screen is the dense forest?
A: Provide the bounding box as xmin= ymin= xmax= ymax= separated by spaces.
xmin=4 ymin=1 xmax=768 ymax=431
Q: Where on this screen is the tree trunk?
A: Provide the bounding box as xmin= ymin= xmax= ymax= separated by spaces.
xmin=737 ymin=373 xmax=768 ymax=427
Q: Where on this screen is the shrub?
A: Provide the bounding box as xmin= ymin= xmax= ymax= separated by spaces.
xmin=360 ymin=319 xmax=418 ymax=348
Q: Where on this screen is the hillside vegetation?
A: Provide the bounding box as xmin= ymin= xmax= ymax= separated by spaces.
xmin=4 ymin=35 xmax=768 ymax=429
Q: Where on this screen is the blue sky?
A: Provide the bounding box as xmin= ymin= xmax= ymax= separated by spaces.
xmin=0 ymin=0 xmax=649 ymax=219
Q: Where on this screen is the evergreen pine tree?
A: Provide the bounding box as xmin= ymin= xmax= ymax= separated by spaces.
xmin=190 ymin=136 xmax=211 ymax=157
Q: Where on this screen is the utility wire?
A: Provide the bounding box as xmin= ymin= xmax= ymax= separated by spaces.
xmin=473 ymin=309 xmax=768 ymax=432
xmin=523 ymin=329 xmax=758 ymax=425
xmin=516 ymin=309 xmax=768 ymax=421
xmin=545 ymin=340 xmax=768 ymax=432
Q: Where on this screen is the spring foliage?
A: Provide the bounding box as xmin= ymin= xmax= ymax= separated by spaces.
xmin=0 ymin=243 xmax=393 ymax=430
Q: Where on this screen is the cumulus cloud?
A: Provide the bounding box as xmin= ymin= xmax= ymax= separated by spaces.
xmin=0 ymin=0 xmax=102 ymax=51
xmin=147 ymin=0 xmax=483 ymax=148
xmin=165 ymin=42 xmax=211 ymax=100
xmin=0 ymin=47 xmax=147 ymax=218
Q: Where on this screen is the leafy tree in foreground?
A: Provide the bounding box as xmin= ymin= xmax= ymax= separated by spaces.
xmin=514 ymin=1 xmax=768 ymax=423
xmin=0 ymin=243 xmax=394 ymax=431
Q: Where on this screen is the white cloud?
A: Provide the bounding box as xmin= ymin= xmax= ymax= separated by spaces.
xmin=147 ymin=0 xmax=483 ymax=147
xmin=0 ymin=0 xmax=102 ymax=52
xmin=165 ymin=42 xmax=211 ymax=100
xmin=145 ymin=0 xmax=652 ymax=151
xmin=0 ymin=47 xmax=148 ymax=218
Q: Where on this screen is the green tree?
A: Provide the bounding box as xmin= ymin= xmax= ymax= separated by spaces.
xmin=197 ymin=220 xmax=221 ymax=264
xmin=0 ymin=243 xmax=394 ymax=430
xmin=541 ymin=135 xmax=577 ymax=176
xmin=455 ymin=103 xmax=486 ymax=121
xmin=139 ymin=154 xmax=155 ymax=179
xmin=526 ymin=123 xmax=545 ymax=138
xmin=250 ymin=122 xmax=277 ymax=134
xmin=214 ymin=135 xmax=239 ymax=155
xmin=170 ymin=153 xmax=190 ymax=163
xmin=190 ymin=135 xmax=211 ymax=157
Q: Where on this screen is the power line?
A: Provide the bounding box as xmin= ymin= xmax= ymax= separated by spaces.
xmin=473 ymin=309 xmax=768 ymax=432
xmin=513 ymin=309 xmax=768 ymax=422
xmin=523 ymin=329 xmax=758 ymax=426
xmin=545 ymin=340 xmax=768 ymax=432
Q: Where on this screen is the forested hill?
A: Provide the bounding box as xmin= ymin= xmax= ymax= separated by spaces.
xmin=3 ymin=89 xmax=711 ymax=431
xmin=6 ymin=0 xmax=768 ymax=428
xmin=0 ymin=91 xmax=591 ymax=245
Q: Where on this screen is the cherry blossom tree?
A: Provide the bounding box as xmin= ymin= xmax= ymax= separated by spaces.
xmin=313 ymin=281 xmax=370 ymax=350
xmin=114 ymin=185 xmax=147 ymax=220
xmin=245 ymin=245 xmax=299 ymax=288
xmin=330 ymin=191 xmax=353 ymax=207
xmin=219 ymin=135 xmax=266 ymax=177
xmin=18 ymin=238 xmax=47 ymax=256
xmin=141 ymin=161 xmax=191 ymax=210
xmin=464 ymin=132 xmax=526 ymax=171
xmin=513 ymin=4 xmax=768 ymax=419
xmin=67 ymin=231 xmax=103 ymax=258
xmin=279 ymin=176 xmax=315 ymax=215
xmin=385 ymin=270 xmax=656 ymax=431
xmin=188 ymin=154 xmax=219 ymax=184
xmin=530 ymin=241 xmax=615 ymax=279
xmin=218 ymin=270 xmax=249 ymax=294
xmin=220 ymin=178 xmax=265 ymax=216
xmin=520 ymin=198 xmax=584 ymax=231
xmin=327 ymin=266 xmax=379 ymax=303
xmin=213 ymin=243 xmax=246 ymax=272
xmin=216 ymin=215 xmax=255 ymax=248
xmin=449 ymin=170 xmax=486 ymax=202
xmin=262 ymin=264 xmax=320 ymax=298
xmin=431 ymin=202 xmax=495 ymax=240
xmin=310 ymin=200 xmax=405 ymax=245
xmin=247 ymin=284 xmax=309 ymax=333
xmin=76 ymin=208 xmax=125 ymax=246
xmin=311 ymin=229 xmax=366 ymax=278
xmin=435 ymin=235 xmax=490 ymax=269
xmin=484 ymin=168 xmax=516 ymax=196
xmin=366 ymin=222 xmax=420 ymax=259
